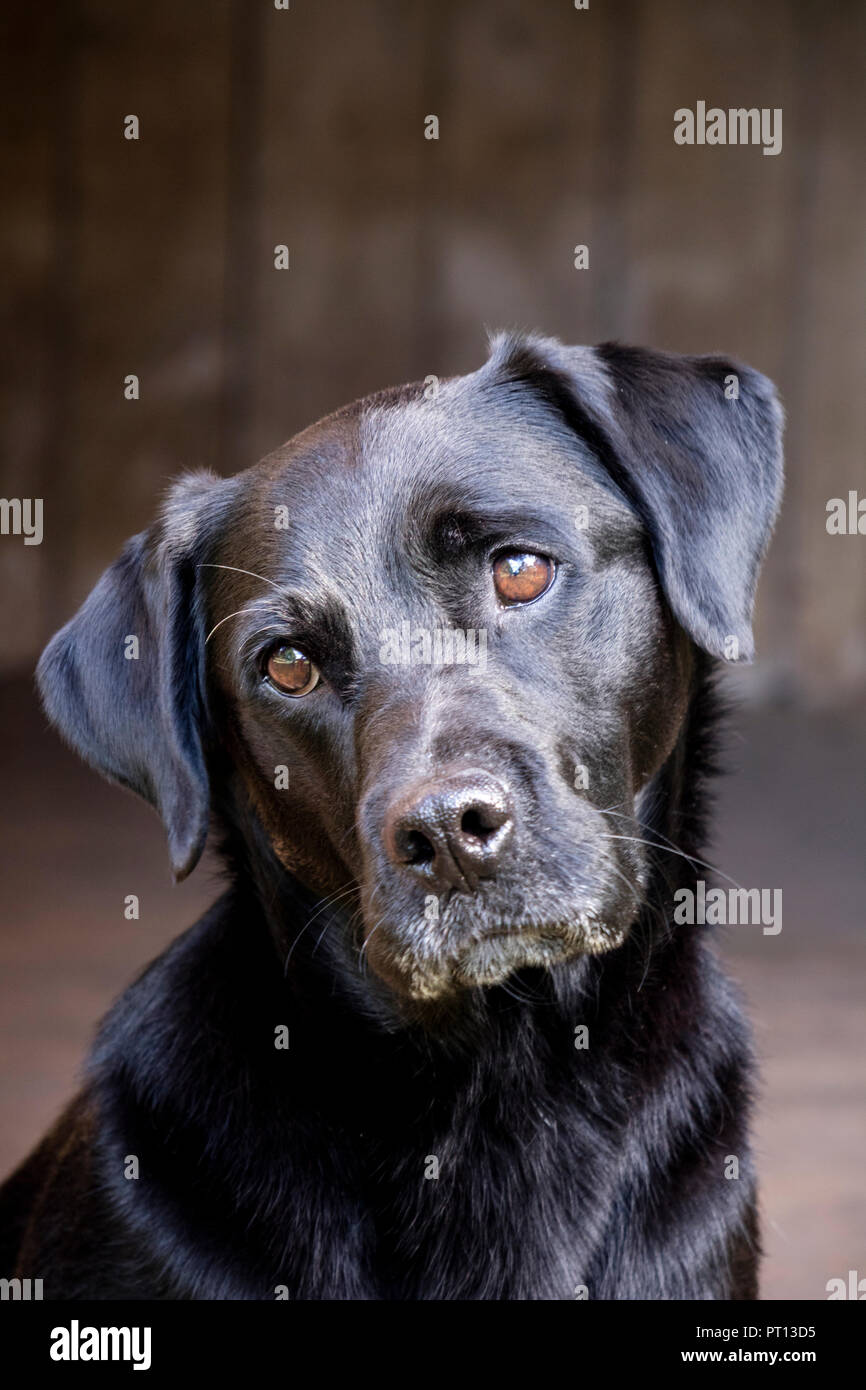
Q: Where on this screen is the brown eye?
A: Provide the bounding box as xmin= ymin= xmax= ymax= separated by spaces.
xmin=265 ymin=644 xmax=320 ymax=696
xmin=492 ymin=552 xmax=554 ymax=606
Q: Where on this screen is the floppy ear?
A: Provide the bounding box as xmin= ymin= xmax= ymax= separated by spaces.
xmin=487 ymin=333 xmax=784 ymax=662
xmin=36 ymin=472 xmax=224 ymax=880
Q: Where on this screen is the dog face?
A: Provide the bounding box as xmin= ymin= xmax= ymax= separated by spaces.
xmin=37 ymin=333 xmax=783 ymax=1005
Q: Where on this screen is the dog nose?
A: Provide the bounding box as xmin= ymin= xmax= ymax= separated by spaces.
xmin=384 ymin=770 xmax=514 ymax=890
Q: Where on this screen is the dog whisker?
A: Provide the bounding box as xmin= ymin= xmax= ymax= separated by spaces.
xmin=199 ymin=562 xmax=288 ymax=596
xmin=599 ymin=832 xmax=746 ymax=893
xmin=204 ymin=605 xmax=266 ymax=644
xmin=358 ymin=917 xmax=387 ymax=974
xmin=283 ymin=881 xmax=359 ymax=975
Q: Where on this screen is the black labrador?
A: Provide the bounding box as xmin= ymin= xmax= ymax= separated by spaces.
xmin=0 ymin=332 xmax=783 ymax=1299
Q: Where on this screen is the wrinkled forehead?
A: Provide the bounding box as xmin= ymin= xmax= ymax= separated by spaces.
xmin=226 ymin=372 xmax=635 ymax=592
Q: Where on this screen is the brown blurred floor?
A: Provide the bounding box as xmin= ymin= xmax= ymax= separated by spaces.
xmin=712 ymin=696 xmax=866 ymax=1301
xmin=0 ymin=674 xmax=863 ymax=1300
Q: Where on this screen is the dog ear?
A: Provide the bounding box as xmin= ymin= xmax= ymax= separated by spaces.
xmin=486 ymin=333 xmax=784 ymax=662
xmin=36 ymin=472 xmax=225 ymax=880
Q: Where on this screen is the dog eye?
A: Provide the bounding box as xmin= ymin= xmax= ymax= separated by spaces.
xmin=492 ymin=552 xmax=554 ymax=606
xmin=264 ymin=643 xmax=321 ymax=696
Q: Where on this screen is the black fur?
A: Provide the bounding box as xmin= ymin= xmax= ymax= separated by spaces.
xmin=0 ymin=333 xmax=783 ymax=1299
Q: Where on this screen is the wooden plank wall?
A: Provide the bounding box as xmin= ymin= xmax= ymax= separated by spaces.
xmin=0 ymin=0 xmax=863 ymax=703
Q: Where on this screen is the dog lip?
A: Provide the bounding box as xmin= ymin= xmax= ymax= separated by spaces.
xmin=471 ymin=913 xmax=601 ymax=943
xmin=457 ymin=920 xmax=588 ymax=962
xmin=452 ymin=928 xmax=578 ymax=989
xmin=475 ymin=925 xmax=569 ymax=946
xmin=444 ymin=913 xmax=627 ymax=990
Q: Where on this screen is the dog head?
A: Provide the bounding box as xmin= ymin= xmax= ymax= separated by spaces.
xmin=38 ymin=333 xmax=783 ymax=1003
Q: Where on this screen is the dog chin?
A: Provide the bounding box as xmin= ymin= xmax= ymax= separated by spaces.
xmin=393 ymin=915 xmax=628 ymax=1002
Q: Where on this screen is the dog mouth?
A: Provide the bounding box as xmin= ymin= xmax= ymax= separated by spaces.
xmin=357 ymin=833 xmax=645 ymax=1003
xmin=396 ymin=913 xmax=627 ymax=1001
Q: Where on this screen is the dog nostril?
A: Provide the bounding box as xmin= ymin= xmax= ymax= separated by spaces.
xmin=404 ymin=829 xmax=435 ymax=865
xmin=460 ymin=808 xmax=499 ymax=842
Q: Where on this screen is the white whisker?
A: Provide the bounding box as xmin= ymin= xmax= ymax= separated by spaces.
xmin=199 ymin=562 xmax=287 ymax=596
xmin=205 ymin=606 xmax=262 ymax=644
xmin=600 ymin=832 xmax=745 ymax=892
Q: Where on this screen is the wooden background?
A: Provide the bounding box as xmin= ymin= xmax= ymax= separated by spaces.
xmin=1 ymin=0 xmax=864 ymax=702
xmin=0 ymin=1 xmax=864 ymax=1303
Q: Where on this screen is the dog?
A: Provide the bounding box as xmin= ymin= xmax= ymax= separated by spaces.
xmin=0 ymin=332 xmax=783 ymax=1299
